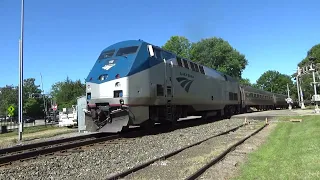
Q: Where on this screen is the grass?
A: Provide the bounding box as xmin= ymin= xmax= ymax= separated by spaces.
xmin=234 ymin=115 xmax=320 ymax=180
xmin=0 ymin=125 xmax=77 ymax=146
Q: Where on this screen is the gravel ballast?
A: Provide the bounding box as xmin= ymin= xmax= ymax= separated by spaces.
xmin=124 ymin=122 xmax=264 ymax=180
xmin=0 ymin=118 xmax=245 ymax=180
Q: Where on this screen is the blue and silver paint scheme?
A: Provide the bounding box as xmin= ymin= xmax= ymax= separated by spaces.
xmin=85 ymin=39 xmax=292 ymax=133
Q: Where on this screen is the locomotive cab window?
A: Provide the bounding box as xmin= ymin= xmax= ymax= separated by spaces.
xmin=98 ymin=49 xmax=115 ymax=60
xmin=116 ymin=46 xmax=139 ymax=56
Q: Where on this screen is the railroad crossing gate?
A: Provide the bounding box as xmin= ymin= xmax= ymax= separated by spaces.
xmin=7 ymin=105 xmax=15 ymax=117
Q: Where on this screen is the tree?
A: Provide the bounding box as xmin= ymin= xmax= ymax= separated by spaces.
xmin=0 ymin=85 xmax=18 ymax=116
xmin=50 ymin=77 xmax=85 ymax=109
xmin=239 ymin=78 xmax=251 ymax=86
xmin=255 ymin=70 xmax=294 ymax=95
xmin=296 ymin=43 xmax=320 ymax=100
xmin=0 ymin=78 xmax=45 ymax=118
xmin=162 ymin=36 xmax=192 ymax=59
xmin=24 ymin=98 xmax=43 ymax=118
xmin=22 ymin=78 xmax=44 ymax=117
xmin=190 ymin=37 xmax=248 ymax=78
xmin=298 ymin=44 xmax=320 ymax=67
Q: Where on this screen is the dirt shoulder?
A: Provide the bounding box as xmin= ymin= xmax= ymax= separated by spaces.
xmin=199 ymin=122 xmax=277 ymax=180
xmin=0 ymin=127 xmax=78 ymax=148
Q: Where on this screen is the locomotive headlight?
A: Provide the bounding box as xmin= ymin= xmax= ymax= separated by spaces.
xmin=98 ymin=74 xmax=108 ymax=81
xmin=119 ymin=99 xmax=124 ymax=105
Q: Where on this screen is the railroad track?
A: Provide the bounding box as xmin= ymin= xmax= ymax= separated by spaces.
xmin=106 ymin=120 xmax=268 ymax=180
xmin=0 ymin=117 xmax=216 ymax=167
xmin=0 ymin=132 xmax=124 ymax=166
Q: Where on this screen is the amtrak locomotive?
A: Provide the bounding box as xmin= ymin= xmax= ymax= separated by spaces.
xmin=84 ymin=40 xmax=292 ymax=133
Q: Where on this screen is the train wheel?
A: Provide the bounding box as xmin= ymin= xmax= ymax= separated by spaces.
xmin=140 ymin=119 xmax=155 ymax=130
xmin=122 ymin=125 xmax=130 ymax=132
xmin=201 ymin=112 xmax=208 ymax=121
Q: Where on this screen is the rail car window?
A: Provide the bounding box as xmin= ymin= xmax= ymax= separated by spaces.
xmin=116 ymin=46 xmax=139 ymax=56
xmin=229 ymin=92 xmax=233 ymax=100
xmin=176 ymin=57 xmax=183 ymax=67
xmin=182 ymin=59 xmax=190 ymax=69
xmin=233 ymin=93 xmax=238 ymax=100
xmin=189 ymin=62 xmax=196 ymax=71
xmin=156 ymin=84 xmax=164 ymax=96
xmin=194 ymin=64 xmax=200 ymax=72
xmin=98 ymin=49 xmax=115 ymax=59
xmin=199 ymin=65 xmax=205 ymax=74
xmin=161 ymin=51 xmax=175 ymax=60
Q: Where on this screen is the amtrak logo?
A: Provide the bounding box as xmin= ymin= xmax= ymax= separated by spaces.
xmin=176 ymin=77 xmax=194 ymax=92
xmin=102 ymin=60 xmax=116 ymax=70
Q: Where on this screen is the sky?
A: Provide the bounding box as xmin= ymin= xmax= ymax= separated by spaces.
xmin=0 ymin=0 xmax=319 ymax=94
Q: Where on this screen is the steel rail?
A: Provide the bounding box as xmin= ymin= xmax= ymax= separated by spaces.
xmin=185 ymin=123 xmax=268 ymax=180
xmin=0 ymin=132 xmax=104 ymax=155
xmin=0 ymin=134 xmax=119 ymax=165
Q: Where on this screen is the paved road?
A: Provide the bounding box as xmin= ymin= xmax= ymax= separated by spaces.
xmin=4 ymin=119 xmax=58 ymax=130
xmin=231 ymin=109 xmax=319 ymax=120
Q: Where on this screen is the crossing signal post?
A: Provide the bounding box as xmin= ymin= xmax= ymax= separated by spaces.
xmin=308 ymin=56 xmax=320 ymax=113
xmin=296 ymin=67 xmax=306 ymax=109
xmin=286 ymin=83 xmax=293 ymax=110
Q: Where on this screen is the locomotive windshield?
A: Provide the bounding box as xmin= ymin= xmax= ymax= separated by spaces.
xmin=98 ymin=49 xmax=115 ymax=60
xmin=116 ymin=46 xmax=139 ymax=56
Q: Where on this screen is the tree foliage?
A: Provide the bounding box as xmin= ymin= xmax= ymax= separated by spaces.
xmin=190 ymin=37 xmax=248 ymax=78
xmin=256 ymin=70 xmax=295 ymax=95
xmin=50 ymin=77 xmax=85 ymax=109
xmin=0 ymin=78 xmax=43 ymax=117
xmin=162 ymin=36 xmax=248 ymax=78
xmin=296 ymin=43 xmax=320 ymax=100
xmin=239 ymin=78 xmax=252 ymax=86
xmin=298 ymin=44 xmax=320 ymax=67
xmin=162 ymin=36 xmax=192 ymax=59
xmin=23 ymin=78 xmax=43 ymax=117
xmin=0 ymin=85 xmax=18 ymax=116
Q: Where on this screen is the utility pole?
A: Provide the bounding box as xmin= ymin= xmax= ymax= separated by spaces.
xmin=40 ymin=73 xmax=47 ymax=126
xmin=18 ymin=0 xmax=25 ymax=142
xmin=308 ymin=56 xmax=320 ymax=113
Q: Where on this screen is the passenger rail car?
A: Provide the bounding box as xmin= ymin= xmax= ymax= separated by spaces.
xmin=84 ymin=40 xmax=292 ymax=133
xmin=241 ymin=85 xmax=275 ymax=111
